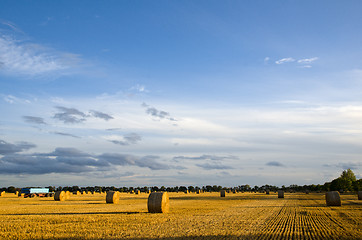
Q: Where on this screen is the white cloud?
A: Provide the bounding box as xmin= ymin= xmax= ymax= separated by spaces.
xmin=299 ymin=65 xmax=312 ymax=68
xmin=0 ymin=29 xmax=82 ymax=77
xmin=2 ymin=94 xmax=31 ymax=104
xmin=275 ymin=57 xmax=295 ymax=64
xmin=297 ymin=57 xmax=318 ymax=64
xmin=130 ymin=84 xmax=148 ymax=93
xmin=0 ymin=36 xmax=66 ymax=76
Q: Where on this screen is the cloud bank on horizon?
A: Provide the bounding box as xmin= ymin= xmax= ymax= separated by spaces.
xmin=0 ymin=1 xmax=361 ymax=187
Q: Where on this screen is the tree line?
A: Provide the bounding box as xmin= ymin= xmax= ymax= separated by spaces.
xmin=1 ymin=169 xmax=361 ymax=193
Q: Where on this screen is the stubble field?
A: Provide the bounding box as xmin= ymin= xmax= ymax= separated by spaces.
xmin=0 ymin=192 xmax=360 ymax=239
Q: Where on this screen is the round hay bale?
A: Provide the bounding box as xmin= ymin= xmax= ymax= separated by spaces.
xmin=220 ymin=190 xmax=226 ymax=197
xmin=326 ymin=191 xmax=341 ymax=206
xmin=148 ymin=192 xmax=169 ymax=213
xmin=65 ymin=191 xmax=71 ymax=200
xmin=0 ymin=191 xmax=5 ymax=197
xmin=54 ymin=191 xmax=66 ymax=201
xmin=106 ymin=191 xmax=120 ymax=204
xmin=358 ymin=191 xmax=362 ymax=200
xmin=278 ymin=190 xmax=284 ymax=198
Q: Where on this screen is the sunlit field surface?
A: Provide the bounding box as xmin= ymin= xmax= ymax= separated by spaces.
xmin=0 ymin=192 xmax=360 ymax=239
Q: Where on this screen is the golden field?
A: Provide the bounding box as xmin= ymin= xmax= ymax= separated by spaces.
xmin=0 ymin=192 xmax=361 ymax=239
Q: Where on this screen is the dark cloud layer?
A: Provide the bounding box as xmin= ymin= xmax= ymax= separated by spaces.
xmin=0 ymin=140 xmax=36 ymax=155
xmin=0 ymin=140 xmax=176 ymax=174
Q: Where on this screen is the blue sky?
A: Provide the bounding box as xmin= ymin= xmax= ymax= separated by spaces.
xmin=0 ymin=1 xmax=361 ymax=188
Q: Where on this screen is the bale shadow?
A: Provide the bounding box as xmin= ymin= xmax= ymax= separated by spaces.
xmin=0 ymin=211 xmax=142 ymax=216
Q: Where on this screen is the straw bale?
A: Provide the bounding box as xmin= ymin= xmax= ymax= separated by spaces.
xmin=54 ymin=191 xmax=66 ymax=201
xmin=148 ymin=192 xmax=169 ymax=213
xmin=106 ymin=191 xmax=120 ymax=204
xmin=278 ymin=190 xmax=284 ymax=198
xmin=220 ymin=190 xmax=226 ymax=197
xmin=326 ymin=191 xmax=341 ymax=206
xmin=65 ymin=191 xmax=71 ymax=200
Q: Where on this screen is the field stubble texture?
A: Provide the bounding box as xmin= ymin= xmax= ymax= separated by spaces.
xmin=0 ymin=192 xmax=360 ymax=239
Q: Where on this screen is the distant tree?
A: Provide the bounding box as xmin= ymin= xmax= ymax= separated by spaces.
xmin=352 ymin=179 xmax=362 ymax=191
xmin=7 ymin=186 xmax=16 ymax=193
xmin=340 ymin=169 xmax=356 ymax=182
xmin=151 ymin=186 xmax=159 ymax=192
xmin=330 ymin=169 xmax=357 ymax=191
xmin=179 ymin=186 xmax=187 ymax=192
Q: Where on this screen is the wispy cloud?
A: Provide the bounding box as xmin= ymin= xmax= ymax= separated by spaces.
xmin=23 ymin=116 xmax=47 ymax=125
xmin=53 ymin=106 xmax=87 ymax=124
xmin=196 ymin=163 xmax=233 ymax=170
xmin=274 ymin=56 xmax=318 ymax=67
xmin=0 ymin=19 xmax=24 ymax=33
xmin=130 ymin=84 xmax=148 ymax=93
xmin=323 ymin=162 xmax=361 ymax=170
xmin=53 ymin=106 xmax=114 ymax=124
xmin=275 ymin=57 xmax=295 ymax=64
xmin=51 ymin=132 xmax=81 ymax=139
xmin=0 ymin=35 xmax=67 ymax=76
xmin=2 ymin=95 xmax=31 ymax=104
xmin=266 ymin=161 xmax=285 ymax=167
xmin=297 ymin=57 xmax=318 ymax=64
xmin=108 ymin=133 xmax=142 ymax=146
xmin=141 ymin=102 xmax=177 ymax=121
xmin=0 ymin=21 xmax=82 ymax=77
xmin=89 ymin=110 xmax=113 ymax=121
xmin=173 ymin=155 xmax=238 ymax=162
